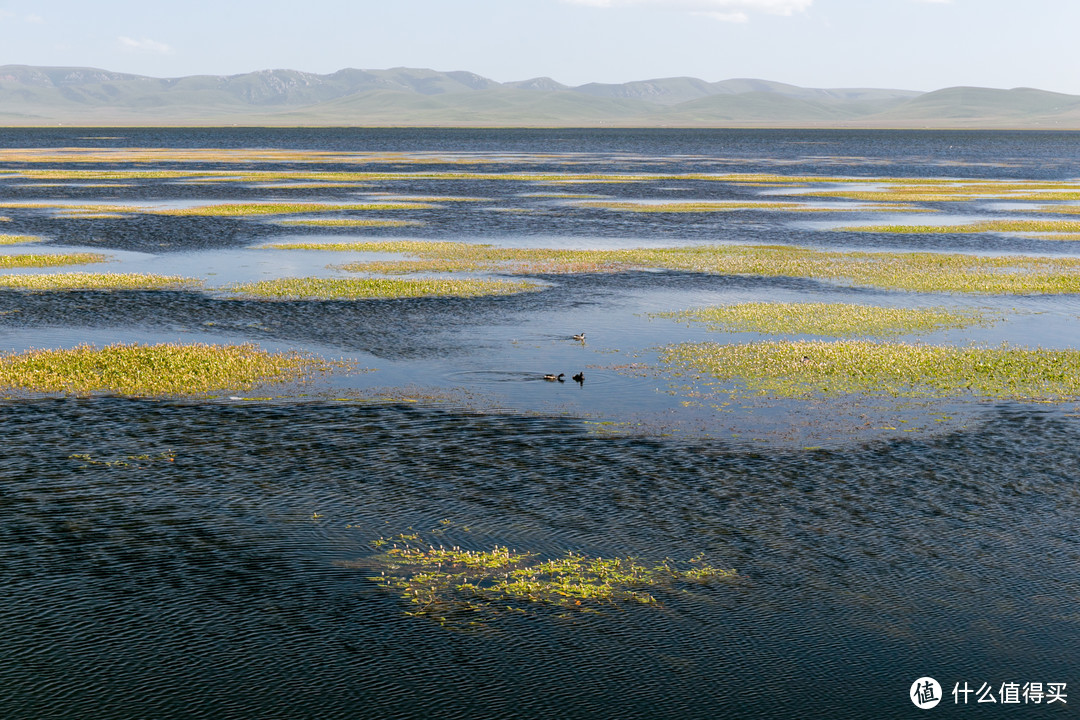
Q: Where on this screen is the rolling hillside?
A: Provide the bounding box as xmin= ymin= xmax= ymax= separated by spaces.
xmin=1 ymin=64 xmax=1076 ymax=128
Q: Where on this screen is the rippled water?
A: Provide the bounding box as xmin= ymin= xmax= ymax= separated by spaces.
xmin=2 ymin=128 xmax=1079 ymax=718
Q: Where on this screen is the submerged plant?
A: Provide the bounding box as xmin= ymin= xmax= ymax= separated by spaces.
xmin=69 ymin=450 xmax=176 ymax=468
xmin=367 ymin=533 xmax=735 ymax=626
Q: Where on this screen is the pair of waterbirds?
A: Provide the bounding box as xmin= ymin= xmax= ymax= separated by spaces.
xmin=544 ymin=371 xmax=584 ymax=384
xmin=544 ymin=333 xmax=586 ymax=384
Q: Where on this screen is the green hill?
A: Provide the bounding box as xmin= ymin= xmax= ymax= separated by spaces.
xmin=1 ymin=64 xmax=1076 ymax=128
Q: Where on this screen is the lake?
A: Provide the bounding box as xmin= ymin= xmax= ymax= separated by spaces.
xmin=0 ymin=128 xmax=1077 ymax=718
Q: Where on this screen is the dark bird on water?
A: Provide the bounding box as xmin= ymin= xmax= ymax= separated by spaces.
xmin=572 ymin=372 xmax=584 ymax=384
xmin=544 ymin=373 xmax=565 ymax=382
xmin=571 ymin=333 xmax=586 ymax=342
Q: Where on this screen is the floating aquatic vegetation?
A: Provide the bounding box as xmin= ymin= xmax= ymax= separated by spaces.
xmin=0 ymin=235 xmax=41 ymax=245
xmin=69 ymin=450 xmax=176 ymax=468
xmin=635 ymin=245 xmax=1080 ymax=295
xmin=838 ymin=219 xmax=1080 ymax=235
xmin=367 ymin=533 xmax=735 ymax=626
xmin=662 ymin=340 xmax=1080 ymax=401
xmin=0 ymin=342 xmax=333 ymax=397
xmin=575 ymin=200 xmax=809 ymax=212
xmin=229 ymin=276 xmax=542 ymax=300
xmin=657 ymin=302 xmax=995 ymax=337
xmin=0 ymin=272 xmax=202 ymax=291
xmin=0 ymin=253 xmax=108 ymax=269
xmin=276 ymin=218 xmax=423 ymax=228
xmin=148 ymin=201 xmax=436 ymax=217
xmin=270 ymin=239 xmax=1080 ymax=293
xmin=1029 ymin=204 xmax=1080 ymax=215
xmin=797 ymin=179 xmax=1080 ymax=203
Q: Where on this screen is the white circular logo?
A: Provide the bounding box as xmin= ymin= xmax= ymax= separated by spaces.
xmin=911 ymin=677 xmax=942 ymax=709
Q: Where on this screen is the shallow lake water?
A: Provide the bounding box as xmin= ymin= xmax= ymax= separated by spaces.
xmin=1 ymin=128 xmax=1079 ymax=718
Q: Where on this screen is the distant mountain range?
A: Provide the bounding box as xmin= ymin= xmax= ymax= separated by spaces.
xmin=2 ymin=65 xmax=1080 ymax=128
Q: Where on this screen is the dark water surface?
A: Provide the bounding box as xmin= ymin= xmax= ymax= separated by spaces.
xmin=1 ymin=129 xmax=1079 ymax=718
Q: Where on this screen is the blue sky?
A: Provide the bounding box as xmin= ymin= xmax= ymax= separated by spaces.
xmin=2 ymin=0 xmax=1079 ymax=94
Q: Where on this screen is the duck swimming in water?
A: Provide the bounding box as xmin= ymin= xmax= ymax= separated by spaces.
xmin=571 ymin=333 xmax=586 ymax=342
xmin=544 ymin=373 xmax=565 ymax=382
xmin=572 ymin=372 xmax=584 ymax=384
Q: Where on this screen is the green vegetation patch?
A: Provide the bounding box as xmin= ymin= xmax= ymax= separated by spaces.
xmin=0 ymin=342 xmax=330 ymax=397
xmin=0 ymin=235 xmax=41 ymax=245
xmin=273 ymin=240 xmax=636 ymax=274
xmin=659 ymin=302 xmax=993 ymax=337
xmin=799 ymin=180 xmax=1080 ymax=204
xmin=838 ymin=219 xmax=1080 ymax=235
xmin=368 ymin=533 xmax=734 ymax=625
xmin=576 ymin=200 xmax=809 ymax=212
xmin=265 ymin=239 xmax=1080 ymax=294
xmin=0 ymin=253 xmax=108 ymax=269
xmin=662 ymin=340 xmax=1080 ymax=400
xmin=0 ymin=273 xmax=202 ymax=291
xmin=635 ymin=245 xmax=1080 ymax=295
xmin=230 ymin=276 xmax=541 ymax=300
xmin=148 ymin=202 xmax=436 ymax=217
xmin=277 ymin=218 xmax=423 ymax=228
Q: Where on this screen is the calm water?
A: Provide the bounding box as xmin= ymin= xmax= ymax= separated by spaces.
xmin=1 ymin=128 xmax=1079 ymax=718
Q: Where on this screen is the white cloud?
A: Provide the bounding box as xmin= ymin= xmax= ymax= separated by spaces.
xmin=24 ymin=14 xmax=43 ymax=23
xmin=562 ymin=0 xmax=812 ymax=22
xmin=117 ymin=36 xmax=174 ymax=55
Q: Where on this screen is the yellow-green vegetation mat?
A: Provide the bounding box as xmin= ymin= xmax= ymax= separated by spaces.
xmin=229 ymin=276 xmax=541 ymax=300
xmin=576 ymin=200 xmax=810 ymax=212
xmin=276 ymin=218 xmax=423 ymax=227
xmin=0 ymin=273 xmax=202 ymax=291
xmin=0 ymin=253 xmax=108 ymax=269
xmin=838 ymin=219 xmax=1080 ymax=236
xmin=368 ymin=533 xmax=735 ymax=626
xmin=0 ymin=342 xmax=331 ymax=396
xmin=272 ymin=239 xmax=1080 ymax=294
xmin=662 ymin=340 xmax=1080 ymax=401
xmin=0 ymin=235 xmax=40 ymax=245
xmin=658 ymin=302 xmax=993 ymax=337
xmin=147 ymin=202 xmax=434 ymax=217
xmin=796 ymin=179 xmax=1080 ymax=203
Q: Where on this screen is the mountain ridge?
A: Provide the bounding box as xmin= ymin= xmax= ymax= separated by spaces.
xmin=1 ymin=64 xmax=1077 ymax=128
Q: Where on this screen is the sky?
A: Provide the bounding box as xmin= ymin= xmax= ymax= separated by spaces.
xmin=2 ymin=0 xmax=1079 ymax=94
